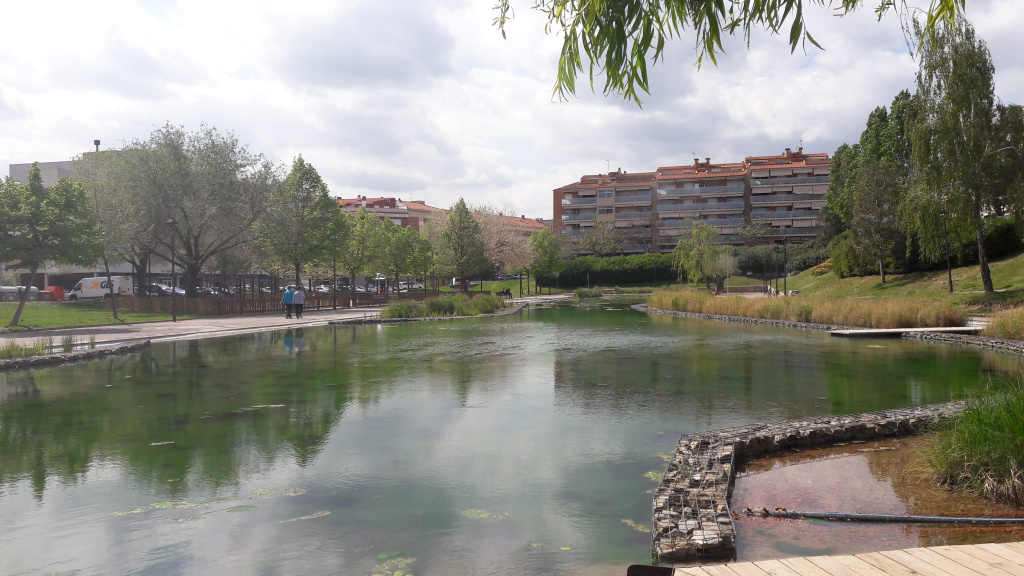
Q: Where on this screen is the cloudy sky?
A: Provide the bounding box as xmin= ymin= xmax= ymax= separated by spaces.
xmin=1 ymin=0 xmax=1022 ymax=220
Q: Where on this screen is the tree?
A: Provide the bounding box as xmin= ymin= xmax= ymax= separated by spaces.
xmin=336 ymin=208 xmax=383 ymax=300
xmin=493 ymin=0 xmax=966 ymax=104
xmin=851 ymin=160 xmax=903 ymax=283
xmin=254 ymin=155 xmax=338 ymax=286
xmin=0 ymin=164 xmax=102 ymax=327
xmin=529 ymin=228 xmax=568 ymax=280
xmin=380 ymin=220 xmax=428 ymax=289
xmin=134 ymin=124 xmax=279 ymax=297
xmin=473 ymin=205 xmax=534 ymax=275
xmin=573 ymin=221 xmax=625 ymax=256
xmin=437 ymin=198 xmax=488 ymax=291
xmin=673 ymin=222 xmax=730 ymax=292
xmin=908 ymin=17 xmax=1003 ymax=292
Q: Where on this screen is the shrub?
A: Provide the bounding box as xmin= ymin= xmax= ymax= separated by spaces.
xmin=381 ymin=300 xmax=426 ymax=319
xmin=812 ymin=259 xmax=833 ymax=277
xmin=539 ymin=253 xmax=676 ymax=288
xmin=573 ymin=287 xmax=603 ymax=299
xmin=982 ymin=307 xmax=1024 ymax=341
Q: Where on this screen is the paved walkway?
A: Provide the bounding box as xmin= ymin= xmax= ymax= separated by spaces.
xmin=0 ymin=293 xmax=571 ymax=348
xmin=674 ymin=541 xmax=1024 ymax=576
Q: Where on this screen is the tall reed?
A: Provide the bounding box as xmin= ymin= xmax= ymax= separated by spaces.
xmin=983 ymin=307 xmax=1024 ymax=340
xmin=929 ymin=378 xmax=1024 ymax=506
xmin=647 ymin=288 xmax=967 ymax=328
xmin=381 ymin=294 xmax=505 ymax=319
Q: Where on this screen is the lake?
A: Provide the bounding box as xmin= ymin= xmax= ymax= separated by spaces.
xmin=0 ymin=299 xmax=1015 ymax=575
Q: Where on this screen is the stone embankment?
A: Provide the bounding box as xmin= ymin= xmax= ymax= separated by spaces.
xmin=652 ymin=402 xmax=966 ymax=562
xmin=331 ymin=300 xmax=528 ymax=325
xmin=631 ymin=303 xmax=856 ymax=332
xmin=0 ymin=341 xmax=151 ymax=371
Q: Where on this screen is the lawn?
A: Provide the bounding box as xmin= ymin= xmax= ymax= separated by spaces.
xmin=0 ymin=301 xmax=193 ymax=331
xmin=783 ymin=251 xmax=1024 ymax=310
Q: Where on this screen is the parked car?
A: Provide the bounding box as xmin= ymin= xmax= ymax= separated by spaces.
xmin=398 ymin=281 xmax=424 ymax=291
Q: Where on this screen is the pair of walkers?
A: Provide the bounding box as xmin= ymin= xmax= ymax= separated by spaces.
xmin=282 ymin=285 xmax=306 ymax=319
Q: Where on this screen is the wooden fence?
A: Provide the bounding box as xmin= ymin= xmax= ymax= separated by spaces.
xmin=111 ymin=290 xmax=490 ymax=317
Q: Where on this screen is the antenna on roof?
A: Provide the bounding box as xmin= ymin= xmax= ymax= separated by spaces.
xmin=605 ymin=159 xmax=610 ymax=172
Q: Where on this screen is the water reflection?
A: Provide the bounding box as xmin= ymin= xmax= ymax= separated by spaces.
xmin=0 ymin=300 xmax=1019 ymax=575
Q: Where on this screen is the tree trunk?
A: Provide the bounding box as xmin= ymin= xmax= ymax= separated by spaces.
xmin=102 ymin=254 xmax=121 ymax=322
xmin=977 ymin=225 xmax=994 ymax=293
xmin=7 ymin=265 xmax=38 ymax=327
xmin=294 ymin=262 xmax=301 ymax=288
xmin=878 ymin=254 xmax=886 ymax=285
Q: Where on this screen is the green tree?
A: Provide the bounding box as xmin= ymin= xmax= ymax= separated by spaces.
xmin=72 ymin=149 xmax=161 ymax=300
xmin=438 ymin=198 xmax=488 ymax=291
xmin=0 ymin=164 xmax=102 ymax=327
xmin=254 ymin=155 xmax=338 ymax=286
xmin=907 ymin=17 xmax=1003 ymax=292
xmin=136 ymin=124 xmax=279 ymax=297
xmin=573 ymin=221 xmax=625 ymax=256
xmin=529 ymin=228 xmax=568 ymax=280
xmin=673 ymin=222 xmax=730 ymax=292
xmin=494 ymin=0 xmax=966 ymax=104
xmin=821 ymin=143 xmax=861 ymax=239
xmin=380 ymin=220 xmax=426 ymax=289
xmin=851 ymin=160 xmax=903 ymax=283
xmin=336 ymin=208 xmax=384 ymax=300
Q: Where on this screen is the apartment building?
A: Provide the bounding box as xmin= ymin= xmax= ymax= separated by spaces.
xmin=553 ymin=148 xmax=829 ymax=253
xmin=553 ymin=169 xmax=658 ymax=253
xmin=337 ymin=196 xmax=445 ymax=231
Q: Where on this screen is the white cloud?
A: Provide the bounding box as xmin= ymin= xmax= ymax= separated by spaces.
xmin=1 ymin=0 xmax=1021 ymax=219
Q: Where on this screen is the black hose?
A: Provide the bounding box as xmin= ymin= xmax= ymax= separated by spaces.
xmin=744 ymin=507 xmax=1024 ymax=524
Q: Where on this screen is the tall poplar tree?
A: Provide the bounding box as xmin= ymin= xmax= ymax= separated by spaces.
xmin=908 ymin=17 xmax=1002 ymax=292
xmin=438 ymin=198 xmax=488 ymax=291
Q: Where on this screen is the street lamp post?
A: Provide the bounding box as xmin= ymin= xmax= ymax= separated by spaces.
xmin=166 ymin=218 xmax=178 ymax=322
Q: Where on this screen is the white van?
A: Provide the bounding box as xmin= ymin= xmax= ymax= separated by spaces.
xmin=68 ymin=276 xmax=132 ymax=300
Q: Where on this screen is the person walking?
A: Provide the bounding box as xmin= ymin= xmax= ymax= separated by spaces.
xmin=282 ymin=285 xmax=295 ymax=318
xmin=292 ymin=285 xmax=306 ymax=319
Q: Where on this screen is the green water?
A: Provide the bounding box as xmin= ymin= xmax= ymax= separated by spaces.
xmin=0 ymin=300 xmax=1015 ymax=575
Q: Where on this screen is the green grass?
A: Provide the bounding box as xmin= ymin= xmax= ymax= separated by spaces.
xmin=929 ymin=378 xmax=1024 ymax=506
xmin=0 ymin=301 xmax=196 ymax=331
xmin=785 ymin=250 xmax=1024 ymax=309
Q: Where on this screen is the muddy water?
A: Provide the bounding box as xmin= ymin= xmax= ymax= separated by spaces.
xmin=732 ymin=435 xmax=1024 ymax=562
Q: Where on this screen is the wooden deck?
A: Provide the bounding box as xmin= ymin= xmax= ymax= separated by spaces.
xmin=830 ymin=327 xmax=983 ymax=338
xmin=673 ymin=541 xmax=1024 ymax=576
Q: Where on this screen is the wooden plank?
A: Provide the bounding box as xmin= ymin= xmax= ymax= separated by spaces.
xmin=674 ymin=568 xmax=712 ymax=576
xmin=879 ymin=549 xmax=963 ymax=576
xmin=980 ymin=543 xmax=1024 ymax=566
xmin=944 ymin=544 xmax=1024 ymax=576
xmin=807 ymin=556 xmax=875 ymax=576
xmin=899 ymin=547 xmax=990 ymax=576
xmin=857 ymin=551 xmax=933 ymax=576
xmin=697 ymin=564 xmax=741 ymax=576
xmin=998 ymin=543 xmax=1024 ymax=559
xmin=780 ymin=556 xmax=843 ymax=576
xmin=726 ymin=561 xmax=772 ymax=576
xmin=752 ymin=559 xmax=803 ymax=576
xmin=828 ymin=554 xmax=893 ymax=576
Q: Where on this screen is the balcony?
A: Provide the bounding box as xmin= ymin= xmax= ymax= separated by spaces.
xmin=673 ymin=201 xmax=746 ymax=212
xmin=562 ymin=197 xmax=597 ymax=206
xmin=658 ymin=183 xmax=746 ymax=197
xmin=615 ymin=211 xmax=653 ymax=221
xmin=562 ymin=213 xmax=598 ymax=222
xmin=751 ymin=194 xmax=825 ymax=203
xmin=751 ymin=175 xmax=830 ymax=187
xmin=762 ymin=227 xmax=822 ymax=237
xmin=614 ymin=193 xmax=652 ymax=205
xmin=750 ymin=210 xmax=819 ymax=220
xmin=661 ymin=217 xmax=746 ymax=228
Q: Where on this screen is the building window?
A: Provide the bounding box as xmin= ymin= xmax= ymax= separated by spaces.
xmin=598 ymin=189 xmax=614 ymax=198
xmin=599 ymin=207 xmax=614 ymax=214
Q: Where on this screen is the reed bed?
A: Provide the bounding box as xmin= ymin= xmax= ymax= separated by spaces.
xmin=982 ymin=307 xmax=1024 ymax=340
xmin=573 ymin=287 xmax=603 ymax=299
xmin=381 ymin=294 xmax=505 ymax=319
xmin=647 ymin=288 xmax=967 ymax=329
xmin=929 ymin=378 xmax=1024 ymax=506
xmin=1 ymin=336 xmax=53 ymax=359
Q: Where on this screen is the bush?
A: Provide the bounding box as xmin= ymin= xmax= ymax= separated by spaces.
xmin=539 ymin=253 xmax=676 ymax=288
xmin=929 ymin=379 xmax=1024 ymax=506
xmin=381 ymin=300 xmax=426 ymax=319
xmin=828 ymin=231 xmax=878 ymax=278
xmin=385 ymin=294 xmax=505 ymax=319
xmin=573 ymin=287 xmax=603 ymax=299
xmin=812 ymin=259 xmax=833 ymax=276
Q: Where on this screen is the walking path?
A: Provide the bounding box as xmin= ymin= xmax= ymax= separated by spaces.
xmin=673 ymin=541 xmax=1024 ymax=576
xmin=0 ymin=293 xmax=571 ymax=348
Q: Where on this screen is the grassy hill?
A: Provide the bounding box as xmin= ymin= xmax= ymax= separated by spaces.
xmin=785 ymin=251 xmax=1024 ymax=309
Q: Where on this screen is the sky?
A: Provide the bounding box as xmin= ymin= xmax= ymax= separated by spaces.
xmin=1 ymin=0 xmax=1022 ymax=221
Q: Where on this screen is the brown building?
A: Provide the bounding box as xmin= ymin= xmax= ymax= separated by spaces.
xmin=553 ymin=148 xmax=829 ymax=254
